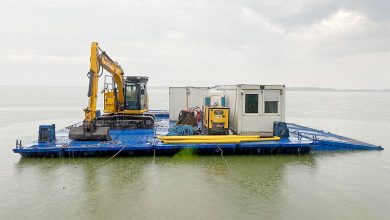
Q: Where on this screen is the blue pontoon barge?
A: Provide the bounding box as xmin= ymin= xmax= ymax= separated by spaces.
xmin=13 ymin=111 xmax=383 ymax=157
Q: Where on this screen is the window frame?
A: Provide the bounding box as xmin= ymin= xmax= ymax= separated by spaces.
xmin=243 ymin=92 xmax=260 ymax=115
xmin=263 ymin=90 xmax=280 ymax=116
xmin=125 ymin=84 xmax=139 ymax=102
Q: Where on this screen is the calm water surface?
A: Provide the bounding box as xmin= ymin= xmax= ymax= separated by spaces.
xmin=0 ymin=86 xmax=389 ymax=220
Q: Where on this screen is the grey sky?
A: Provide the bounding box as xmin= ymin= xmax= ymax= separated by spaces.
xmin=0 ymin=0 xmax=389 ymax=89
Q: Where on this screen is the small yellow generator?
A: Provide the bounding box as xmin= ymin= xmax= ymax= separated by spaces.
xmin=203 ymin=106 xmax=229 ymax=135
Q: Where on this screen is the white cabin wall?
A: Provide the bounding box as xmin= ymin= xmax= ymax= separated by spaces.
xmin=187 ymin=87 xmax=209 ymax=109
xmin=280 ymin=88 xmax=286 ymax=121
xmin=169 ymin=87 xmax=209 ymax=121
xmin=169 ymin=87 xmax=187 ymax=121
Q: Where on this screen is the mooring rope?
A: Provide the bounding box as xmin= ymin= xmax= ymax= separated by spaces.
xmin=217 ymin=145 xmax=230 ymax=169
xmin=92 ymin=145 xmax=126 ymax=169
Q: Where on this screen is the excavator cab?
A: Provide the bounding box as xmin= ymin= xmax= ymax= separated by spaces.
xmin=124 ymin=76 xmax=149 ymax=111
xmin=96 ymin=75 xmax=154 ymax=129
xmin=103 ymin=76 xmax=149 ymax=113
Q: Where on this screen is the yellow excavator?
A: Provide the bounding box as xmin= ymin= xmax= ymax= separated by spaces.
xmin=69 ymin=42 xmax=155 ymax=141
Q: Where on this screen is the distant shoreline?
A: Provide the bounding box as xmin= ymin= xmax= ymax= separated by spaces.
xmin=287 ymin=87 xmax=390 ymax=92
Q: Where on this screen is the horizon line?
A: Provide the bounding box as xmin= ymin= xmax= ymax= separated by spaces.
xmin=0 ymin=84 xmax=389 ymax=92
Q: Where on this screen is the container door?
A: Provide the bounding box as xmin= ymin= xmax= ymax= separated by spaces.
xmin=261 ymin=89 xmax=282 ymax=131
xmin=240 ymin=90 xmax=263 ymax=133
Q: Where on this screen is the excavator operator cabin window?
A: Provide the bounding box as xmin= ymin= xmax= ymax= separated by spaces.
xmin=126 ymin=85 xmax=138 ymax=102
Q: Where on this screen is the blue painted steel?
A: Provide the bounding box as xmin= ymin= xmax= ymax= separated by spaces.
xmin=287 ymin=123 xmax=383 ymax=151
xmin=12 ymin=110 xmax=383 ymax=157
xmin=205 ymin=97 xmax=210 ymax=106
xmin=273 ymin=121 xmax=289 ymax=138
xmin=38 ymin=124 xmax=56 ymax=143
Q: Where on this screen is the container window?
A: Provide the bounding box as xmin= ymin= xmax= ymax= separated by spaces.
xmin=245 ymin=94 xmax=258 ymax=113
xmin=265 ymin=101 xmax=278 ymax=113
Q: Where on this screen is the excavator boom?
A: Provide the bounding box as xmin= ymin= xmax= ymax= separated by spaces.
xmin=98 ymin=50 xmax=125 ymax=106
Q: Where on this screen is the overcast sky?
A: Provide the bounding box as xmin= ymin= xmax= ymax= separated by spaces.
xmin=0 ymin=0 xmax=389 ymax=89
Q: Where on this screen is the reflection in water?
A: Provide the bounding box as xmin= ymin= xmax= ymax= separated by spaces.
xmin=15 ymin=155 xmax=315 ymax=219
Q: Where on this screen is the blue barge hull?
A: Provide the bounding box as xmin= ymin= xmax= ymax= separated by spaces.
xmin=13 ymin=111 xmax=383 ymax=157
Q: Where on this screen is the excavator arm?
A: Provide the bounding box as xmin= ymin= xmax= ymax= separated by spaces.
xmin=84 ymin=42 xmax=125 ymax=123
xmin=70 ymin=42 xmax=125 ymax=141
xmin=83 ymin=42 xmax=100 ymax=123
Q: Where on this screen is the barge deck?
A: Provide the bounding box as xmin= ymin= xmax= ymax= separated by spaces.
xmin=13 ymin=111 xmax=383 ymax=157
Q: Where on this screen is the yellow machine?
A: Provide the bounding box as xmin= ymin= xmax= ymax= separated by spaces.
xmin=203 ymin=106 xmax=230 ymax=135
xmin=69 ymin=42 xmax=154 ymax=141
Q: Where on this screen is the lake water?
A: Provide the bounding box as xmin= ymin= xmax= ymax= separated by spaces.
xmin=0 ymin=86 xmax=389 ymax=219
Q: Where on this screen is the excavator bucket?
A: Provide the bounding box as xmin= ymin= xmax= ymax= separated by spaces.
xmin=69 ymin=126 xmax=111 ymax=141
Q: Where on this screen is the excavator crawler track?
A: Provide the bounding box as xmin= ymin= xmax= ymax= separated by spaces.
xmin=94 ymin=113 xmax=155 ymax=129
